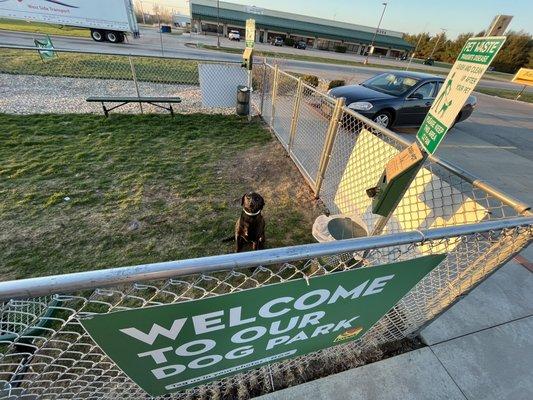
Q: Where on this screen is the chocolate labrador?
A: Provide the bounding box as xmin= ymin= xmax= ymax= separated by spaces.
xmin=235 ymin=192 xmax=265 ymax=252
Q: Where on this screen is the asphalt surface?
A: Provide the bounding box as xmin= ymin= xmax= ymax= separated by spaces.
xmin=1 ymin=27 xmax=532 ymax=204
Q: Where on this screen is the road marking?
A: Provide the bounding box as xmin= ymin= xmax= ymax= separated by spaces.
xmin=440 ymin=144 xmax=517 ymax=149
xmin=514 ymin=255 xmax=533 ymax=273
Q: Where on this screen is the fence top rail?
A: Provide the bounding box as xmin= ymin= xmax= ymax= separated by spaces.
xmin=0 ymin=44 xmax=243 ymax=65
xmin=1 ymin=217 xmax=531 ymax=301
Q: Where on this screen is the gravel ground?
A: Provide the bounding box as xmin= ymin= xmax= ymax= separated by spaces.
xmin=0 ymin=73 xmax=235 ymax=115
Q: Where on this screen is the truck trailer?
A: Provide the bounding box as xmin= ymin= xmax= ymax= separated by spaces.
xmin=0 ymin=0 xmax=139 ymax=43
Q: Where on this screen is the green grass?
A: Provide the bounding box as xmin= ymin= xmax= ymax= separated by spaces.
xmin=0 ymin=18 xmax=89 ymax=38
xmin=475 ymin=87 xmax=533 ymax=103
xmin=0 ymin=114 xmax=318 ymax=280
xmin=0 ymin=48 xmax=199 ymax=84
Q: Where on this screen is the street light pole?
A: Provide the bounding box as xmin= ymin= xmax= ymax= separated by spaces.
xmin=216 ymin=0 xmax=220 ymax=48
xmin=364 ymin=2 xmax=387 ymax=65
xmin=138 ymin=1 xmax=146 ymax=25
xmin=428 ymin=28 xmax=447 ymax=61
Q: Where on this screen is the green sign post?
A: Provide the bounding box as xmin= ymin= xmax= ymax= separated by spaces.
xmin=417 ymin=36 xmax=506 ymax=154
xmin=81 ymin=254 xmax=445 ymax=396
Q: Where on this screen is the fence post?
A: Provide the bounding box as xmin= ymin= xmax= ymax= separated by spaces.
xmin=288 ymin=77 xmax=303 ymax=153
xmin=315 ymin=97 xmax=345 ymax=197
xmin=259 ymin=61 xmax=268 ymax=116
xmin=129 ymin=56 xmax=143 ymax=114
xmin=270 ymin=64 xmax=279 ymax=127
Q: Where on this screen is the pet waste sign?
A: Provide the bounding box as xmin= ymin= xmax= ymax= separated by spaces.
xmin=81 ymin=254 xmax=445 ymax=396
xmin=245 ymin=18 xmax=255 ymax=48
xmin=417 ymin=36 xmax=506 ymax=154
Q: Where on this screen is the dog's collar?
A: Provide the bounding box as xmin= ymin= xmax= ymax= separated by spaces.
xmin=242 ymin=208 xmax=261 ymax=216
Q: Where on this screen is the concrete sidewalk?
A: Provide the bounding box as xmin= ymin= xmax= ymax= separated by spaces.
xmin=258 ymin=245 xmax=533 ymax=400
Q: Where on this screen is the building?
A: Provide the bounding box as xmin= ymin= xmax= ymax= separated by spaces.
xmin=190 ymin=0 xmax=413 ymax=57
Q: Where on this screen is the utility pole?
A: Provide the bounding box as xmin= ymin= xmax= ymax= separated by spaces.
xmin=138 ymin=1 xmax=146 ymax=24
xmin=364 ymin=2 xmax=387 ymax=65
xmin=428 ymin=28 xmax=447 ymax=61
xmin=216 ymin=0 xmax=220 ymax=48
xmin=405 ymin=34 xmax=423 ymax=71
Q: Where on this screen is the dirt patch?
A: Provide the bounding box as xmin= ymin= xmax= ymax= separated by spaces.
xmin=219 ymin=137 xmax=328 ymax=248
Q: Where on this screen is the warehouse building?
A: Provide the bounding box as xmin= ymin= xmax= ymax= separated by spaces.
xmin=190 ymin=0 xmax=413 ymax=57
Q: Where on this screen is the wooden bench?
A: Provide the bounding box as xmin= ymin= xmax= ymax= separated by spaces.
xmin=86 ymin=96 xmax=182 ymax=117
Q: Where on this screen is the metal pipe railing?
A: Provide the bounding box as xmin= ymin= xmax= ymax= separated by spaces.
xmin=1 ymin=217 xmax=531 ymax=301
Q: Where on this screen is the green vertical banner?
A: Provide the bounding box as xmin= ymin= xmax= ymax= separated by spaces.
xmin=417 ymin=36 xmax=506 ymax=154
xmin=34 ymin=35 xmax=57 ymax=61
xmin=81 ymin=254 xmax=445 ymax=396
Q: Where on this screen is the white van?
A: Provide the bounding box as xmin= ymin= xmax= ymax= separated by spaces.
xmin=228 ymin=30 xmax=241 ymax=41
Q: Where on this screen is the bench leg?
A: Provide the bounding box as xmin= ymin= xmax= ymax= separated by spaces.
xmin=169 ymin=104 xmax=174 ymax=117
xmin=101 ymin=102 xmax=109 ymax=118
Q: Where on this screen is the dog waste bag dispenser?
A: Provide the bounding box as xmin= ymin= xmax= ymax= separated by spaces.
xmin=242 ymin=47 xmax=253 ymax=71
xmin=237 ymin=47 xmax=253 ymax=116
xmin=367 ymin=143 xmax=424 ymax=217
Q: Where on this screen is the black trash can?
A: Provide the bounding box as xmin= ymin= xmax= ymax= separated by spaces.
xmin=236 ymin=85 xmax=251 ymax=116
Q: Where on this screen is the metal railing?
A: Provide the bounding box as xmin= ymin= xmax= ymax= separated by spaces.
xmin=0 ymin=57 xmax=531 ymax=399
xmin=0 ymin=219 xmax=531 ymax=399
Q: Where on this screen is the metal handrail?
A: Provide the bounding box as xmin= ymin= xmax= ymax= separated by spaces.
xmin=1 ymin=217 xmax=531 ymax=301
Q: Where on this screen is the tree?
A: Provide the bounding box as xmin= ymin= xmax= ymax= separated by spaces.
xmin=491 ymin=31 xmax=532 ymax=73
xmin=404 ymin=30 xmax=532 ymax=73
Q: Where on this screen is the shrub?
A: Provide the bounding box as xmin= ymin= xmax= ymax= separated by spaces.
xmin=301 ymin=74 xmax=319 ymax=87
xmin=284 ymin=37 xmax=295 ymax=47
xmin=334 ymin=45 xmax=347 ymax=53
xmin=328 ymin=80 xmax=345 ymax=90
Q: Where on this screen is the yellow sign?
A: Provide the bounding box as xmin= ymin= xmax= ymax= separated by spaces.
xmin=245 ymin=19 xmax=255 ymax=48
xmin=512 ymin=68 xmax=533 ymax=86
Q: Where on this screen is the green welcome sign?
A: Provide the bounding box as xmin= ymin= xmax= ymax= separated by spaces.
xmin=81 ymin=254 xmax=445 ymax=396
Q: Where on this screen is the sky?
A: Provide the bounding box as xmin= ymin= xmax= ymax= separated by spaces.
xmin=149 ymin=0 xmax=532 ymax=39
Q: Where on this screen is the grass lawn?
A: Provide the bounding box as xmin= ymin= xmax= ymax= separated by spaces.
xmin=475 ymin=87 xmax=533 ymax=104
xmin=0 ymin=48 xmax=200 ymax=84
xmin=0 ymin=18 xmax=89 ymax=38
xmin=0 ymin=114 xmax=322 ymax=280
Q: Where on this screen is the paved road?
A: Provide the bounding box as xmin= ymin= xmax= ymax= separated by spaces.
xmin=1 ymin=28 xmax=530 ymax=93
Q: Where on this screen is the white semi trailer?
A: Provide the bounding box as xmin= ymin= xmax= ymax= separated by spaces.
xmin=0 ymin=0 xmax=139 ymax=43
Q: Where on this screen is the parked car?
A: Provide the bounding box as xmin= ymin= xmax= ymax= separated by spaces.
xmin=328 ymin=71 xmax=476 ymax=129
xmin=273 ymin=37 xmax=284 ymax=46
xmin=228 ymin=30 xmax=241 ymax=41
xmin=423 ymin=57 xmax=435 ymax=66
xmin=294 ymin=40 xmax=307 ymax=50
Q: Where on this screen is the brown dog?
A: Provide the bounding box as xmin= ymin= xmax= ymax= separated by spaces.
xmin=235 ymin=192 xmax=265 ymax=252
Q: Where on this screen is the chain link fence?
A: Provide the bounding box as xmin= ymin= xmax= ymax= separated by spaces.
xmin=0 ymin=220 xmax=531 ymax=399
xmin=0 ymin=58 xmax=531 ymax=399
xmin=0 ymin=45 xmax=248 ymax=115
